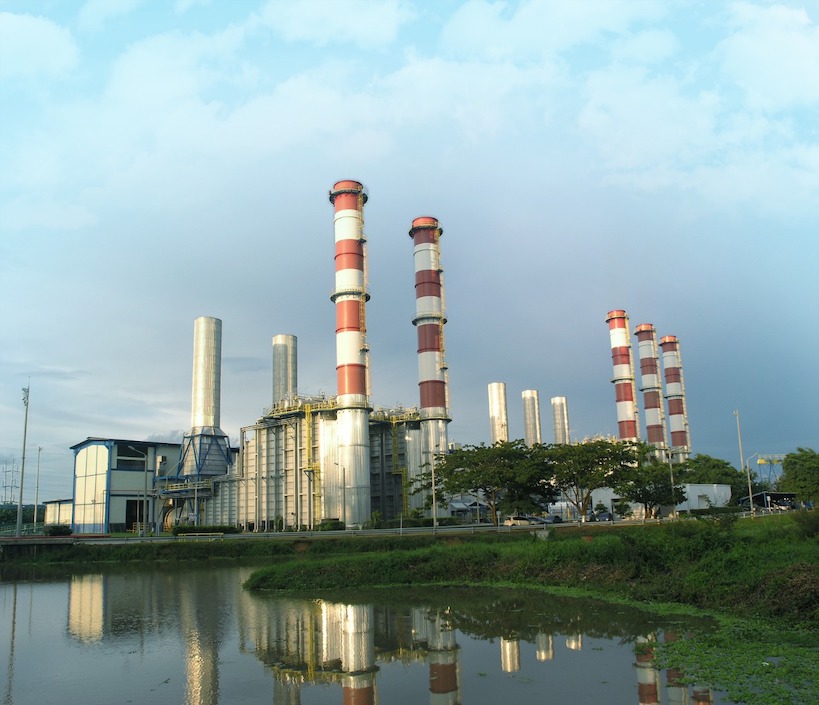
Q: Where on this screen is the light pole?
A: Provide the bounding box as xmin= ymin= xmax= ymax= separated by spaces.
xmin=15 ymin=385 xmax=30 ymax=538
xmin=734 ymin=410 xmax=754 ymax=516
xmin=431 ymin=446 xmax=439 ymax=530
xmin=128 ymin=446 xmax=150 ymax=536
xmin=666 ymin=447 xmax=677 ymax=519
xmin=746 ymin=452 xmax=760 ymax=514
xmin=334 ymin=462 xmax=346 ymax=527
xmin=34 ymin=446 xmax=42 ymax=528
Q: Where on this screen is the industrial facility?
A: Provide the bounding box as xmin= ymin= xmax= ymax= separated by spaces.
xmin=65 ymin=181 xmax=452 ymax=533
xmin=59 ymin=183 xmax=699 ymax=535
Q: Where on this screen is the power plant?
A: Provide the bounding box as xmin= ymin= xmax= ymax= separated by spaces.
xmin=62 ymin=181 xmax=699 ymax=534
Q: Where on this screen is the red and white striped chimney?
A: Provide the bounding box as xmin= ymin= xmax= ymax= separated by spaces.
xmin=607 ymin=310 xmax=639 ymax=442
xmin=410 ymin=217 xmax=449 ymax=520
xmin=635 ymin=324 xmax=668 ymax=456
xmin=659 ymin=335 xmax=690 ymax=463
xmin=329 ymin=180 xmax=371 ymax=526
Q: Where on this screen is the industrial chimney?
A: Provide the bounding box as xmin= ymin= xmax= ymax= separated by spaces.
xmin=551 ymin=396 xmax=571 ymax=444
xmin=329 ymin=180 xmax=371 ymax=526
xmin=606 ymin=310 xmax=639 ymax=441
xmin=179 ymin=316 xmax=231 ymax=479
xmin=488 ymin=382 xmax=509 ymax=444
xmin=521 ymin=390 xmax=542 ymax=446
xmin=635 ymin=324 xmax=668 ymax=457
xmin=659 ymin=335 xmax=691 ymax=462
xmin=409 ymin=216 xmax=450 ymax=511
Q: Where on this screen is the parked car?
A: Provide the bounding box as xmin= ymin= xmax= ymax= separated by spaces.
xmin=529 ymin=515 xmax=563 ymax=524
xmin=503 ymin=515 xmax=533 ymax=526
xmin=596 ymin=511 xmax=615 ymax=522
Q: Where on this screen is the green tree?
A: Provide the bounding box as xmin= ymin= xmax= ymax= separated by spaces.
xmin=780 ymin=448 xmax=819 ymax=504
xmin=420 ymin=440 xmax=558 ymax=525
xmin=539 ymin=439 xmax=639 ymax=520
xmin=680 ymin=454 xmax=751 ymax=505
xmin=614 ymin=460 xmax=687 ymax=519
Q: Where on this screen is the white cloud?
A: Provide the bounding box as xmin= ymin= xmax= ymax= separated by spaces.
xmin=610 ymin=28 xmax=680 ymax=64
xmin=77 ymin=0 xmax=145 ymax=33
xmin=0 ymin=12 xmax=79 ymax=80
xmin=440 ymin=0 xmax=666 ymax=59
xmin=259 ymin=0 xmax=415 ymax=48
xmin=718 ymin=1 xmax=819 ymax=111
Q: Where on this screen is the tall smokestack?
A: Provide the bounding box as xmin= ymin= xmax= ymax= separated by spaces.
xmin=272 ymin=334 xmax=297 ymax=405
xmin=329 ymin=180 xmax=371 ymax=526
xmin=410 ymin=216 xmax=450 ymax=512
xmin=488 ymin=382 xmax=508 ymax=444
xmin=180 ymin=316 xmax=230 ymax=479
xmin=635 ymin=324 xmax=668 ymax=457
xmin=551 ymin=396 xmax=570 ymax=444
xmin=521 ymin=390 xmax=542 ymax=446
xmin=659 ymin=335 xmax=690 ymax=462
xmin=606 ymin=310 xmax=639 ymax=442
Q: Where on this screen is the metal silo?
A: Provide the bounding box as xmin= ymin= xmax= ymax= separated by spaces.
xmin=521 ymin=389 xmax=542 ymax=446
xmin=550 ymin=396 xmax=571 ymax=444
xmin=488 ymin=382 xmax=508 ymax=444
xmin=272 ymin=334 xmax=298 ymax=405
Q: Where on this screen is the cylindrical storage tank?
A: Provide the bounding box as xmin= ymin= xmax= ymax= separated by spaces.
xmin=521 ymin=390 xmax=542 ymax=446
xmin=659 ymin=335 xmax=691 ymax=462
xmin=272 ymin=334 xmax=297 ymax=406
xmin=635 ymin=324 xmax=668 ymax=455
xmin=488 ymin=382 xmax=508 ymax=444
xmin=551 ymin=396 xmax=571 ymax=444
xmin=329 ymin=180 xmax=371 ymax=526
xmin=191 ymin=316 xmax=222 ymax=431
xmin=606 ymin=310 xmax=639 ymax=441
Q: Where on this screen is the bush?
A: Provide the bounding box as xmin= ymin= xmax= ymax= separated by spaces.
xmin=171 ymin=524 xmax=241 ymax=536
xmin=791 ymin=509 xmax=819 ymax=539
xmin=44 ymin=524 xmax=72 ymax=536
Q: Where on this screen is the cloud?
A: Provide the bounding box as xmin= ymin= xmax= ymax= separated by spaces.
xmin=610 ymin=28 xmax=680 ymax=64
xmin=0 ymin=12 xmax=79 ymax=80
xmin=440 ymin=0 xmax=666 ymax=59
xmin=77 ymin=0 xmax=145 ymax=33
xmin=718 ymin=1 xmax=819 ymax=111
xmin=258 ymin=0 xmax=415 ymax=48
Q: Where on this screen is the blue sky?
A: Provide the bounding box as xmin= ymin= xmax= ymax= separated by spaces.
xmin=1 ymin=0 xmax=817 ymax=503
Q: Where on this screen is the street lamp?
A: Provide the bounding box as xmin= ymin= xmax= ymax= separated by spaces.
xmin=15 ymin=385 xmax=31 ymax=538
xmin=733 ymin=410 xmax=755 ymax=517
xmin=128 ymin=445 xmax=150 ymax=536
xmin=745 ymin=452 xmax=761 ymax=514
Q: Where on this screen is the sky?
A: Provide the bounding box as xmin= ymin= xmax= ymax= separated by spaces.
xmin=1 ymin=0 xmax=817 ymax=504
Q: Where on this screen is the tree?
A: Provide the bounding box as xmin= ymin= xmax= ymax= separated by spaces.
xmin=680 ymin=454 xmax=750 ymax=506
xmin=419 ymin=440 xmax=558 ymax=525
xmin=538 ymin=439 xmax=639 ymax=520
xmin=780 ymin=448 xmax=819 ymax=504
xmin=615 ymin=460 xmax=687 ymax=519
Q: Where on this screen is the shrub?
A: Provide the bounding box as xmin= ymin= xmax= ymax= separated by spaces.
xmin=791 ymin=509 xmax=819 ymax=539
xmin=44 ymin=524 xmax=72 ymax=536
xmin=171 ymin=524 xmax=241 ymax=536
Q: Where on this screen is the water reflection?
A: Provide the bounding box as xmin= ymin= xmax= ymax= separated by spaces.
xmin=0 ymin=565 xmax=726 ymax=705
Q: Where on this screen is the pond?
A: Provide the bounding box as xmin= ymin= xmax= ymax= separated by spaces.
xmin=1 ymin=563 xmax=727 ymax=704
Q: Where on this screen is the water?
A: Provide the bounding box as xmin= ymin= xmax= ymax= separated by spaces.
xmin=1 ymin=563 xmax=726 ymax=705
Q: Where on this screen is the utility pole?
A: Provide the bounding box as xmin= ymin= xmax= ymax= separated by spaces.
xmin=16 ymin=385 xmax=30 ymax=537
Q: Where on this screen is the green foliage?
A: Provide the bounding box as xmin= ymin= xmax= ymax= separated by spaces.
xmin=780 ymin=448 xmax=819 ymax=503
xmin=317 ymin=519 xmax=345 ymax=531
xmin=615 ymin=459 xmax=687 ymax=518
xmin=43 ymin=524 xmax=72 ymax=536
xmin=680 ymin=454 xmax=751 ymax=504
xmin=790 ymin=509 xmax=819 ymax=539
xmin=171 ymin=524 xmax=241 ymax=535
